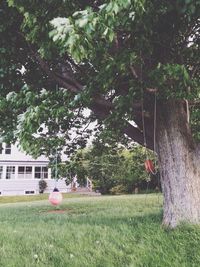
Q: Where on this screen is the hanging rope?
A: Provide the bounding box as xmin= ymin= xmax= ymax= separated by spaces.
xmin=143 ymin=93 xmax=158 ymax=176
xmin=185 ymin=99 xmax=190 ymax=123
xmin=54 ymin=111 xmax=59 ymax=188
xmin=54 ymin=147 xmax=58 ymax=188
xmin=153 ymin=92 xmax=157 ymax=155
xmin=130 ymin=54 xmax=160 ymax=197
xmin=48 ymin=83 xmax=63 ymax=206
xmin=140 ymin=52 xmax=147 ymax=154
xmin=139 ymin=53 xmax=158 ymax=176
xmin=150 ymin=91 xmax=158 ymax=176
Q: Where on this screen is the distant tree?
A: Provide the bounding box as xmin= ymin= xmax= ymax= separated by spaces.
xmin=114 ymin=147 xmax=151 ymax=193
xmin=66 ymin=143 xmax=157 ymax=194
xmin=86 ymin=143 xmax=122 ymax=194
xmin=64 ymin=149 xmax=88 ymax=187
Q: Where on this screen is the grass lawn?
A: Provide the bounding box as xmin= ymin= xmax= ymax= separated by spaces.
xmin=0 ymin=194 xmax=200 ymax=267
xmin=0 ymin=192 xmax=87 ymax=204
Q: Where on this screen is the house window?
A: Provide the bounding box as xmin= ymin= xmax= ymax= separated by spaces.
xmin=0 ymin=143 xmax=3 ymax=154
xmin=6 ymin=166 xmax=15 ymax=179
xmin=18 ymin=166 xmax=32 ymax=179
xmin=0 ymin=166 xmax=3 ymax=179
xmin=5 ymin=144 xmax=11 ymax=154
xmin=25 ymin=190 xmax=35 ymax=195
xmin=34 ymin=166 xmax=48 ymax=179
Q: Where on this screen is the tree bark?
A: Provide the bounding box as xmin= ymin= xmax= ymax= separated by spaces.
xmin=156 ymin=100 xmax=200 ymax=228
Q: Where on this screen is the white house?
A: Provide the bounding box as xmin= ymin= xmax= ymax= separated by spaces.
xmin=0 ymin=143 xmax=70 ymax=196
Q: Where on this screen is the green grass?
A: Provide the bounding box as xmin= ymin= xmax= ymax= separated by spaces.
xmin=0 ymin=194 xmax=200 ymax=267
xmin=0 ymin=193 xmax=87 ymax=204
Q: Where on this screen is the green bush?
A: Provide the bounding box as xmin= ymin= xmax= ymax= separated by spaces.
xmin=38 ymin=179 xmax=47 ymax=193
xmin=110 ymin=184 xmax=128 ymax=195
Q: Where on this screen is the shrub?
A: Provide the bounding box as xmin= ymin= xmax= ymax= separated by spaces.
xmin=38 ymin=180 xmax=47 ymax=193
xmin=110 ymin=184 xmax=128 ymax=195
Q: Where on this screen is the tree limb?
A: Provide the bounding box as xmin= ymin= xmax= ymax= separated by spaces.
xmin=34 ymin=51 xmax=154 ymax=149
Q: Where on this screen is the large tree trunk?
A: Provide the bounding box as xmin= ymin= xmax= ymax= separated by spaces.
xmin=156 ymin=100 xmax=200 ymax=228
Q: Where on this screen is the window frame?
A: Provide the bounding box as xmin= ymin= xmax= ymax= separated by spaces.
xmin=0 ymin=143 xmax=3 ymax=154
xmin=5 ymin=144 xmax=11 ymax=155
xmin=6 ymin=166 xmax=15 ymax=179
xmin=0 ymin=166 xmax=3 ymax=179
xmin=34 ymin=166 xmax=48 ymax=179
xmin=18 ymin=166 xmax=32 ymax=179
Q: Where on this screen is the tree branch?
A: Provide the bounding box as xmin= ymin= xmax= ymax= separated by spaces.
xmin=34 ymin=52 xmax=81 ymax=94
xmin=34 ymin=51 xmax=154 ymax=149
xmin=124 ymin=122 xmax=154 ymax=150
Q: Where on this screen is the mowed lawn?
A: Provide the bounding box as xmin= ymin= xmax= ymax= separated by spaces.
xmin=0 ymin=194 xmax=200 ymax=267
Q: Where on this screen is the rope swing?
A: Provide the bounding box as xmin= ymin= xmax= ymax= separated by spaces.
xmin=49 ymin=97 xmax=63 ymax=206
xmin=139 ymin=53 xmax=158 ymax=176
xmin=143 ymin=92 xmax=158 ymax=176
xmin=49 ymin=148 xmax=63 ymax=206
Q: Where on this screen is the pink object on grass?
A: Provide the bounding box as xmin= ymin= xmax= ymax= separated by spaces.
xmin=49 ymin=188 xmax=63 ymax=206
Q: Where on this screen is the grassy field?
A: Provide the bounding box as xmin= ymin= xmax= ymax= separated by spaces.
xmin=0 ymin=194 xmax=200 ymax=267
xmin=0 ymin=192 xmax=86 ymax=204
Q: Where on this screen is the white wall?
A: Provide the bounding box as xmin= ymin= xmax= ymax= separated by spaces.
xmin=0 ymin=143 xmax=48 ymax=162
xmin=0 ymin=179 xmax=71 ymax=196
xmin=0 ymin=143 xmax=71 ymax=195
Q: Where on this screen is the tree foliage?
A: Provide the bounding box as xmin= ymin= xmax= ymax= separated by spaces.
xmin=0 ymin=0 xmax=199 ymax=158
xmin=65 ymin=143 xmax=158 ymax=194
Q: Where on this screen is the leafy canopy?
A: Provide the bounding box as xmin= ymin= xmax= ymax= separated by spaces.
xmin=0 ymin=0 xmax=199 ymax=156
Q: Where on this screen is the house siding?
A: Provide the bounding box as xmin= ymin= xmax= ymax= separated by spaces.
xmin=0 ymin=143 xmax=70 ymax=195
xmin=0 ymin=179 xmax=70 ymax=196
